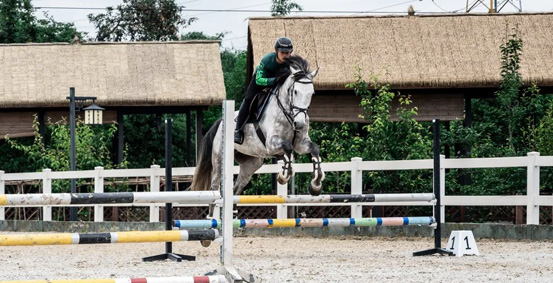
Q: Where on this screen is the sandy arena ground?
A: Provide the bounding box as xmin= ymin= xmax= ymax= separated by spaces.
xmin=0 ymin=234 xmax=552 ymax=282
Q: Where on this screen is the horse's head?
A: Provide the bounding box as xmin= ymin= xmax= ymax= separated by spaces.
xmin=278 ymin=55 xmax=319 ymax=130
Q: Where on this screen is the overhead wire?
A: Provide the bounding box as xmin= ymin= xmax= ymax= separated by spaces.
xmin=431 ymin=0 xmax=468 ymax=13
xmin=30 ymin=5 xmax=471 ymax=14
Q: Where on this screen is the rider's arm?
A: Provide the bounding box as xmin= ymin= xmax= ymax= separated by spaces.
xmin=255 ymin=56 xmax=277 ymax=86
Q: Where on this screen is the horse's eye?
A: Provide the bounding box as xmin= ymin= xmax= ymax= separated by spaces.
xmin=294 ymin=90 xmax=297 ymax=95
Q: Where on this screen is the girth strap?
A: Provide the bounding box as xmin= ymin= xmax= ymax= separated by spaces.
xmin=254 ymin=122 xmax=299 ymax=149
xmin=254 ymin=122 xmax=266 ymax=147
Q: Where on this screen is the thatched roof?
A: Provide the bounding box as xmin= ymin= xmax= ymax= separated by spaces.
xmin=248 ymin=13 xmax=553 ymax=90
xmin=0 ymin=41 xmax=225 ymax=108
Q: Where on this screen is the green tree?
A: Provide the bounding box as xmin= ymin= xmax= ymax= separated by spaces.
xmin=271 ymin=0 xmax=303 ymax=16
xmin=199 ymin=47 xmax=247 ymax=133
xmin=5 ymin=116 xmax=123 ymax=192
xmin=441 ymin=27 xmax=553 ymax=223
xmin=0 ymin=0 xmax=83 ymax=173
xmin=88 ymin=0 xmax=196 ymax=41
xmin=87 ymin=0 xmax=201 ymax=168
xmin=251 ymin=68 xmax=432 ymax=196
xmin=346 ymin=68 xmax=432 ymax=194
xmin=123 ymin=114 xmax=193 ymax=168
xmin=0 ymin=0 xmax=80 ymax=43
xmin=181 ymin=31 xmax=225 ymax=41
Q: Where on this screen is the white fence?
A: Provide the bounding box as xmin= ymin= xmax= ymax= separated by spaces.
xmin=1 ymin=152 xmax=552 ymax=225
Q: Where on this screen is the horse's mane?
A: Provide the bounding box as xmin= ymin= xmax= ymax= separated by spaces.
xmin=274 ymin=55 xmax=311 ymax=85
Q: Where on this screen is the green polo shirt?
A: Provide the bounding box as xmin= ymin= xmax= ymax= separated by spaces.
xmin=255 ymin=52 xmax=288 ymax=86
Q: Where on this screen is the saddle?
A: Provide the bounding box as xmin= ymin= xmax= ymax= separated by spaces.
xmin=246 ymin=87 xmax=275 ymax=123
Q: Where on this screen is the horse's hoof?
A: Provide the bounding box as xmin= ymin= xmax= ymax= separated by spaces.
xmin=200 ymin=240 xmax=212 ymax=247
xmin=277 ymin=174 xmax=289 ymax=185
xmin=308 ymin=183 xmax=322 ymax=196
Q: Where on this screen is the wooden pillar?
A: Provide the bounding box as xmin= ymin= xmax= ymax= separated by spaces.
xmin=186 ymin=110 xmax=192 ymax=166
xmin=460 ymin=97 xmax=472 ymax=185
xmin=116 ymin=111 xmax=125 ymax=165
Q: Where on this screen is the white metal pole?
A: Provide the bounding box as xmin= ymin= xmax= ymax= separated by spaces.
xmin=150 ymin=165 xmax=161 ymax=222
xmin=0 ymin=171 xmax=5 ymax=220
xmin=221 ymin=100 xmax=235 ymax=266
xmin=276 ymin=160 xmax=288 ymax=219
xmin=94 ymin=167 xmax=104 ymax=222
xmin=527 ymin=152 xmax=540 ymax=225
xmin=43 ymin=169 xmax=52 ymax=221
xmin=351 ymin=157 xmax=363 ymax=218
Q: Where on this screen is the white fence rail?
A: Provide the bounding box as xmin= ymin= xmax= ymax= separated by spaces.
xmin=1 ymin=152 xmax=552 ymax=225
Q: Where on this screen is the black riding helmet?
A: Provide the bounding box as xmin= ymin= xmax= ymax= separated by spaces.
xmin=275 ymin=37 xmax=293 ymax=52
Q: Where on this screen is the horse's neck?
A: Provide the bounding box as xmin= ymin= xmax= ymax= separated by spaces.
xmin=262 ymin=83 xmax=292 ymax=126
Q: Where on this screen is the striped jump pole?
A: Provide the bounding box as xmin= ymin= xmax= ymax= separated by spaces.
xmin=0 ymin=191 xmax=221 ymax=206
xmin=175 ymin=217 xmax=435 ymax=229
xmin=0 ymin=192 xmax=434 ymax=206
xmin=234 ymin=193 xmax=435 ymax=204
xmin=0 ymin=275 xmax=228 ymax=283
xmin=0 ymin=230 xmax=219 ymax=246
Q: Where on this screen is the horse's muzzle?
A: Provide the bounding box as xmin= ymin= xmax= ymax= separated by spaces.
xmin=294 ymin=121 xmax=305 ymax=130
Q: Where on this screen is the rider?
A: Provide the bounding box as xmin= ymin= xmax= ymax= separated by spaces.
xmin=234 ymin=36 xmax=294 ymax=144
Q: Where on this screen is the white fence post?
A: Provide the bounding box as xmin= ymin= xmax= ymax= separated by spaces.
xmin=0 ymin=170 xmax=4 ymax=220
xmin=43 ymin=169 xmax=52 ymax=221
xmin=276 ymin=160 xmax=288 ymax=219
xmin=351 ymin=157 xmax=363 ymax=218
xmin=440 ymin=155 xmax=446 ymax=224
xmin=221 ymin=100 xmax=235 ymax=267
xmin=94 ymin=167 xmax=104 ymax=222
xmin=149 ymin=165 xmax=161 ymax=222
xmin=527 ymin=152 xmax=540 ymax=225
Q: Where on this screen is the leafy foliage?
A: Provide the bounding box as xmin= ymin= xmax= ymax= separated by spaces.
xmin=443 ymin=28 xmax=553 ymax=208
xmin=0 ymin=0 xmax=81 ymax=43
xmin=248 ymin=67 xmax=433 ymax=196
xmin=123 ymin=114 xmax=194 ymax=168
xmin=345 ymin=68 xmax=432 ymax=194
xmin=88 ymin=0 xmax=196 ymax=41
xmin=181 ymin=31 xmax=225 ymax=41
xmin=271 ymin=0 xmax=303 ymax=16
xmin=5 ymin=116 xmax=123 ymax=193
xmin=202 ymin=48 xmax=247 ymax=133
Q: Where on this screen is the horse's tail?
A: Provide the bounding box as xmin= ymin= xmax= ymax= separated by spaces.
xmin=190 ymin=118 xmax=222 ymax=191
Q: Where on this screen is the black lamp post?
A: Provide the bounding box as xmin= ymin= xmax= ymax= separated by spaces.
xmin=67 ymin=87 xmax=104 ymax=221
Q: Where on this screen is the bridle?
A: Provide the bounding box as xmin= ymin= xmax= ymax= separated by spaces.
xmin=275 ymin=76 xmax=313 ymax=130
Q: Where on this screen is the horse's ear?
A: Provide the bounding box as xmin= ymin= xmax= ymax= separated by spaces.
xmin=309 ymin=68 xmax=319 ymax=79
xmin=290 ymin=66 xmax=300 ymax=74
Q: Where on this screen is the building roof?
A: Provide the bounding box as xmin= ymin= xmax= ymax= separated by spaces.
xmin=0 ymin=41 xmax=225 ymax=108
xmin=248 ymin=13 xmax=553 ymax=90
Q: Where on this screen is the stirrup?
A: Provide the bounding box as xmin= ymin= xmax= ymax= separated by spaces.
xmin=234 ymin=130 xmax=244 ymax=144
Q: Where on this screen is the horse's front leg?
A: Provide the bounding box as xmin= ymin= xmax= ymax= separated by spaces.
xmin=267 ymin=136 xmax=294 ymax=185
xmin=295 ymin=137 xmax=325 ymax=196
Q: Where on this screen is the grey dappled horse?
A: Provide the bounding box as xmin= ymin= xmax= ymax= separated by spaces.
xmin=191 ymin=55 xmax=325 ymax=206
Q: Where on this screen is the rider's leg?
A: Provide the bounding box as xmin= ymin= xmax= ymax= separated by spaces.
xmin=234 ymin=76 xmax=258 ymax=144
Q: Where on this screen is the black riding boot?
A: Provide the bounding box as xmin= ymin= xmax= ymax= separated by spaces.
xmin=235 ymin=76 xmax=261 ymax=144
xmin=234 ymin=103 xmax=249 ymax=144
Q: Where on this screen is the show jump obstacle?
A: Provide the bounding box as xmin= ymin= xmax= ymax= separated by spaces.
xmin=0 ymin=101 xmax=450 ymax=282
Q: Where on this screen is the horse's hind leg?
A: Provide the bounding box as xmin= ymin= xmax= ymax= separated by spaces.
xmin=202 ymin=133 xmax=223 ymax=248
xmin=234 ymin=153 xmax=264 ymax=196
